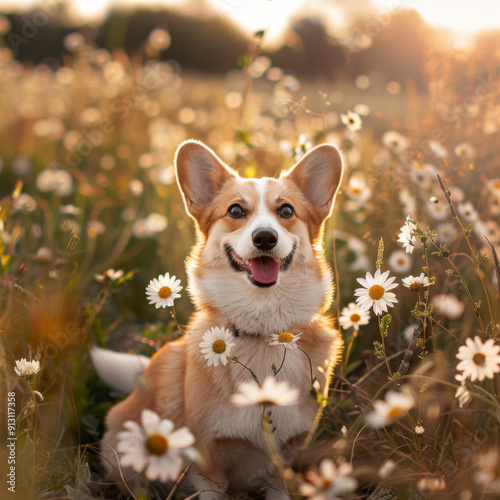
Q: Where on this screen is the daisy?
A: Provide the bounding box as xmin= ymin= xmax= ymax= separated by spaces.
xmin=402 ymin=273 xmax=431 ymax=291
xmin=340 ymin=110 xmax=362 ymax=131
xmin=432 ymin=294 xmax=465 ymax=320
xmin=354 ymin=269 xmax=398 ymax=316
xmin=145 ymin=273 xmax=182 ymax=308
xmin=428 ymin=140 xmax=448 ymax=159
xmin=268 ymin=331 xmax=302 ymax=349
xmin=14 ymin=358 xmax=40 ymax=379
xmin=381 ymin=130 xmax=409 ymax=154
xmin=365 ymin=390 xmax=414 ymax=428
xmin=397 ymin=216 xmax=417 ymax=254
xmin=230 ymin=376 xmax=299 ymax=407
xmin=387 ymin=250 xmax=412 ymax=273
xmin=199 ymin=327 xmax=235 ymax=367
xmin=339 ymin=302 xmax=370 ymax=331
xmin=117 ymin=409 xmax=196 ymax=483
xmin=345 ymin=175 xmax=371 ymax=202
xmin=94 ymin=268 xmax=124 ymax=283
xmin=456 ymin=336 xmax=500 ymax=382
xmin=454 ymin=142 xmax=475 ymax=160
xmin=299 ymin=459 xmax=358 ymax=500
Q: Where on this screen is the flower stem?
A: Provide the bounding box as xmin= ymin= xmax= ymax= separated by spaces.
xmin=377 ymin=315 xmax=393 ymax=378
xmin=232 ymin=357 xmax=260 ymax=386
xmin=273 ymin=347 xmax=287 ymax=377
xmin=298 ymin=346 xmax=315 ymax=385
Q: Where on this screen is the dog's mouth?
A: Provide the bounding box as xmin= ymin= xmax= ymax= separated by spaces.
xmin=225 ymin=245 xmax=296 ymax=287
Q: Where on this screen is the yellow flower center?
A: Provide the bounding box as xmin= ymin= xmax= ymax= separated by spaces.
xmin=212 ymin=340 xmax=226 ymax=354
xmin=387 ymin=406 xmax=405 ymax=419
xmin=278 ymin=332 xmax=294 ymax=343
xmin=350 ymin=313 xmax=361 ymax=322
xmin=369 ymin=284 xmax=385 ymax=301
xmin=158 ymin=286 xmax=172 ymax=299
xmin=494 ymin=181 xmax=500 ymax=189
xmin=409 ymin=282 xmax=421 ymax=292
xmin=351 ymin=187 xmax=362 ymax=194
xmin=145 ymin=433 xmax=169 ymax=455
xmin=472 ymin=352 xmax=486 ymax=367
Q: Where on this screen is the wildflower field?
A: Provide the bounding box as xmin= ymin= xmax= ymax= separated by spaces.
xmin=1 ymin=3 xmax=500 ymax=499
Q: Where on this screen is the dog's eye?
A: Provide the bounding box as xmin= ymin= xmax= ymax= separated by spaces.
xmin=228 ymin=204 xmax=245 ymax=218
xmin=278 ymin=204 xmax=294 ymax=218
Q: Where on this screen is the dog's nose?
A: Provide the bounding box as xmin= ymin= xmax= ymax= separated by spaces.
xmin=252 ymin=228 xmax=278 ymax=251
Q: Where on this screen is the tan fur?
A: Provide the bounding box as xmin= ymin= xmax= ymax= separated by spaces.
xmin=101 ymin=140 xmax=344 ymax=497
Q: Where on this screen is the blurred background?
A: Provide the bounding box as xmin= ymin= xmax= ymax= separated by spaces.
xmin=1 ymin=1 xmax=500 ymax=498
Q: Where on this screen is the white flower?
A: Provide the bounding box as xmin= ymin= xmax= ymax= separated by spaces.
xmin=402 ymin=273 xmax=431 ymax=291
xmin=414 ymin=425 xmax=425 ymax=435
xmin=377 ymin=459 xmax=396 ymax=479
xmin=432 ymin=294 xmax=465 ymax=320
xmin=458 ymin=201 xmax=478 ymax=222
xmin=339 ymin=303 xmax=370 ymax=331
xmin=454 ymin=142 xmax=475 ymax=159
xmin=59 ymin=204 xmax=81 ymax=215
xmin=456 ymin=336 xmax=500 ymax=382
xmin=36 ymin=168 xmax=73 ymax=196
xmin=397 ymin=216 xmax=417 ymax=254
xmin=382 ymin=131 xmax=409 ymax=154
xmin=299 ymin=459 xmax=358 ymax=500
xmin=345 ymin=175 xmax=371 ymax=202
xmin=14 ymin=358 xmax=40 ymax=378
xmin=340 ymin=110 xmax=362 ymax=131
xmin=230 ymin=376 xmax=299 ymax=407
xmin=268 ymin=331 xmax=302 ymax=349
xmin=145 ymin=273 xmax=182 ymax=308
xmin=366 ymin=390 xmax=414 ymax=428
xmin=117 ymin=409 xmax=196 ymax=483
xmin=94 ymin=268 xmax=124 ymax=283
xmin=354 ymin=269 xmax=398 ymax=316
xmin=199 ymin=327 xmax=235 ymax=367
xmin=388 ymin=250 xmax=412 ymax=273
xmin=293 ymin=133 xmax=312 ymax=161
xmin=428 ymin=140 xmax=448 ymax=159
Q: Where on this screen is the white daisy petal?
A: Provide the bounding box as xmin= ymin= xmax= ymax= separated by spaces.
xmin=116 ymin=409 xmax=198 ymax=484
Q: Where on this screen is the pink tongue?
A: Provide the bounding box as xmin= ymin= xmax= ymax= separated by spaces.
xmin=249 ymin=257 xmax=280 ymax=284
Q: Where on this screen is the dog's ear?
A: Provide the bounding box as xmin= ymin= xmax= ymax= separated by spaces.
xmin=175 ymin=140 xmax=237 ymax=220
xmin=285 ymin=144 xmax=343 ymax=221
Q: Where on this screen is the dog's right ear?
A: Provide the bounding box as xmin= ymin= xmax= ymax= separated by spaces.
xmin=175 ymin=140 xmax=237 ymax=221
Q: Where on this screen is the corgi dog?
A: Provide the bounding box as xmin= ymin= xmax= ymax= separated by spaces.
xmin=95 ymin=140 xmax=344 ymax=498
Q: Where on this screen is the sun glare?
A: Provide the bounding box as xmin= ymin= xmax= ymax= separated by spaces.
xmin=373 ymin=0 xmax=500 ymax=35
xmin=1 ymin=0 xmax=499 ymax=41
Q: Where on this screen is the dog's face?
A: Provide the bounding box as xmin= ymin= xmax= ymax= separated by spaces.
xmin=175 ymin=141 xmax=343 ymax=335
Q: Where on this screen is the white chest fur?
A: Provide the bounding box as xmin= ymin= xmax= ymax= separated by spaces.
xmin=199 ymin=334 xmax=317 ymax=451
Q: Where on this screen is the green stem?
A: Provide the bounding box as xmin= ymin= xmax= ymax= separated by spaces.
xmin=377 ymin=315 xmax=393 ymax=377
xmin=343 ymin=330 xmax=358 ymax=369
xmin=232 ymin=358 xmax=260 ymax=386
xmin=273 ymin=347 xmax=287 ymax=377
xmin=298 ymin=346 xmax=315 ymax=385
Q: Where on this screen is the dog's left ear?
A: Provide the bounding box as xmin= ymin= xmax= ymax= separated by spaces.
xmin=285 ymin=144 xmax=343 ymax=221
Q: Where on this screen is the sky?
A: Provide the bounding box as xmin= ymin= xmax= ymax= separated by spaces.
xmin=1 ymin=0 xmax=499 ymax=45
